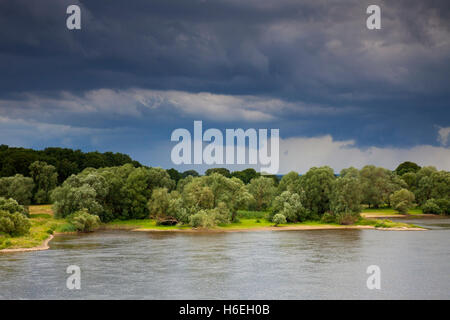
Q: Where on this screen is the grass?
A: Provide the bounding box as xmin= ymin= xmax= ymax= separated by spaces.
xmin=105 ymin=217 xmax=344 ymax=231
xmin=106 ymin=219 xmax=192 ymax=230
xmin=0 ymin=205 xmax=69 ymax=250
xmin=361 ymin=207 xmax=423 ymax=216
xmin=357 ymin=218 xmax=422 ymax=229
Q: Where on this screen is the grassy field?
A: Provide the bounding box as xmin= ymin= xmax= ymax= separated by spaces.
xmin=361 ymin=207 xmax=424 ymax=216
xmin=105 ymin=209 xmax=420 ymax=231
xmin=0 ymin=205 xmax=70 ymax=250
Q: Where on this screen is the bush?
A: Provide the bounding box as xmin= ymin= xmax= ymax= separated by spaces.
xmin=0 ymin=197 xmax=29 ymax=217
xmin=390 ymin=189 xmax=415 ymax=214
xmin=189 ymin=210 xmax=216 ymax=228
xmin=272 ymin=191 xmax=308 ymax=222
xmin=272 ymin=213 xmax=287 ymax=226
xmin=0 ymin=210 xmax=31 ymax=236
xmin=321 ymin=212 xmax=336 ymax=224
xmin=335 ymin=212 xmax=360 ymax=225
xmin=435 ymin=198 xmax=450 ymax=215
xmin=67 ymin=210 xmax=101 ymax=232
xmin=422 ymin=199 xmax=442 ymax=214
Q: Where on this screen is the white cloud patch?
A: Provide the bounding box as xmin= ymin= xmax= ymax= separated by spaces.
xmin=0 ymin=89 xmax=353 ymax=123
xmin=279 ymin=135 xmax=450 ymax=173
xmin=437 ymin=126 xmax=450 ymax=146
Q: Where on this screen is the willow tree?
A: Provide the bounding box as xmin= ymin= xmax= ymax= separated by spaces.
xmin=300 ymin=166 xmax=335 ymax=215
xmin=247 ymin=176 xmax=276 ymax=211
xmin=29 ymin=161 xmax=58 ymax=204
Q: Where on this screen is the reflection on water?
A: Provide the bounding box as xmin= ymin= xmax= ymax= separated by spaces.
xmin=0 ymin=218 xmax=449 ymax=299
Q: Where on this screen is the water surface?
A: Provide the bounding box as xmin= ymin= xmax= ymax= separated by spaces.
xmin=1 ymin=218 xmax=449 ymax=299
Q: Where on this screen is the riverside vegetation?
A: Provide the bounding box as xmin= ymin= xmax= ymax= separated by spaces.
xmin=0 ymin=148 xmax=448 ymax=250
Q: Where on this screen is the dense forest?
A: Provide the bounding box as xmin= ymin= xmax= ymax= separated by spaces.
xmin=0 ymin=146 xmax=449 ymax=236
xmin=0 ymin=145 xmax=142 ymax=183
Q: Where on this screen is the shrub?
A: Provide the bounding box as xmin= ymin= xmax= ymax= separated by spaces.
xmin=189 ymin=210 xmax=216 ymax=228
xmin=272 ymin=213 xmax=287 ymax=226
xmin=0 ymin=210 xmax=31 ymax=236
xmin=51 ymin=184 xmax=103 ymax=219
xmin=67 ymin=210 xmax=101 ymax=232
xmin=0 ymin=174 xmax=34 ymax=205
xmin=390 ymin=189 xmax=415 ymax=214
xmin=321 ymin=212 xmax=336 ymax=224
xmin=0 ymin=197 xmax=29 ymax=217
xmin=435 ymin=198 xmax=450 ymax=215
xmin=335 ymin=211 xmax=360 ymax=225
xmin=272 ymin=191 xmax=308 ymax=222
xmin=422 ymin=199 xmax=442 ymax=214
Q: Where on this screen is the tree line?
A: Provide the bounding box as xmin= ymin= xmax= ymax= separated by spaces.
xmin=0 ymin=146 xmax=449 ymax=234
xmin=49 ymin=163 xmax=450 ymax=228
xmin=0 ymin=145 xmax=141 ymax=183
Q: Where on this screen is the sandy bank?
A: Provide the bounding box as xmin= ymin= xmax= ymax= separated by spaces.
xmin=0 ymin=223 xmax=426 ymax=253
xmin=132 ymin=224 xmax=425 ymax=233
xmin=0 ymin=234 xmax=54 ymax=254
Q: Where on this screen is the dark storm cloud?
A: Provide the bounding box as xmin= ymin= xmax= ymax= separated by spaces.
xmin=0 ymin=0 xmax=449 ymax=170
xmin=1 ymin=0 xmax=449 ymax=98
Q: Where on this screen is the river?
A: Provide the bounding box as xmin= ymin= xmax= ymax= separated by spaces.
xmin=0 ymin=217 xmax=449 ymax=299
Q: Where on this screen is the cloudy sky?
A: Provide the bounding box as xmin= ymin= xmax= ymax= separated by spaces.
xmin=0 ymin=0 xmax=449 ymax=173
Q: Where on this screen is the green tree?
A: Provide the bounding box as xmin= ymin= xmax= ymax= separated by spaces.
xmin=422 ymin=199 xmax=442 ymax=214
xmin=51 ymin=184 xmax=103 ymax=218
xmin=247 ymin=176 xmax=276 ymax=211
xmin=395 ymin=161 xmax=421 ymax=176
xmin=181 ymin=174 xmax=253 ymax=222
xmin=415 ymin=166 xmax=438 ymax=205
xmin=272 ymin=213 xmax=286 ymax=226
xmin=0 ymin=174 xmax=34 ymax=205
xmin=205 ymin=168 xmax=231 ymax=178
xmin=277 ymin=171 xmax=301 ymax=194
xmin=167 ymin=168 xmax=182 ymax=183
xmin=182 ymin=170 xmax=199 ymax=178
xmin=0 ymin=210 xmax=31 ymax=236
xmin=0 ymin=197 xmax=29 ymax=217
xmin=401 ymin=172 xmax=417 ymax=192
xmin=300 ymin=166 xmax=335 ymax=215
xmin=329 ymin=176 xmax=363 ymax=215
xmin=272 ymin=191 xmax=308 ymax=222
xmin=340 ymin=167 xmax=360 ymax=179
xmin=429 ymin=171 xmax=450 ymax=200
xmin=29 ymin=161 xmax=58 ymax=204
xmin=231 ymin=168 xmax=260 ymax=184
xmin=360 ymin=165 xmax=392 ymax=208
xmin=390 ymin=188 xmax=415 ymax=214
xmin=67 ymin=210 xmax=101 ymax=232
xmin=148 ymin=188 xmax=185 ymax=223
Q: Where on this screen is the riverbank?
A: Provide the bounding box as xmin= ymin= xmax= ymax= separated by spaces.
xmin=0 ymin=205 xmax=70 ymax=252
xmin=105 ymin=217 xmax=425 ymax=233
xmin=0 ymin=206 xmax=427 ymax=253
xmin=360 ymin=207 xmax=440 ymax=219
xmin=0 ymin=234 xmax=54 ymax=253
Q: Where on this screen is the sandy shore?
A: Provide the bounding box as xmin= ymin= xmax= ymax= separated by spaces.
xmin=0 ymin=234 xmax=54 ymax=254
xmin=132 ymin=224 xmax=426 ymax=233
xmin=0 ymin=223 xmax=426 ymax=253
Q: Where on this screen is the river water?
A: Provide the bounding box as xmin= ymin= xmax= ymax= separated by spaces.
xmin=0 ymin=218 xmax=449 ymax=299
